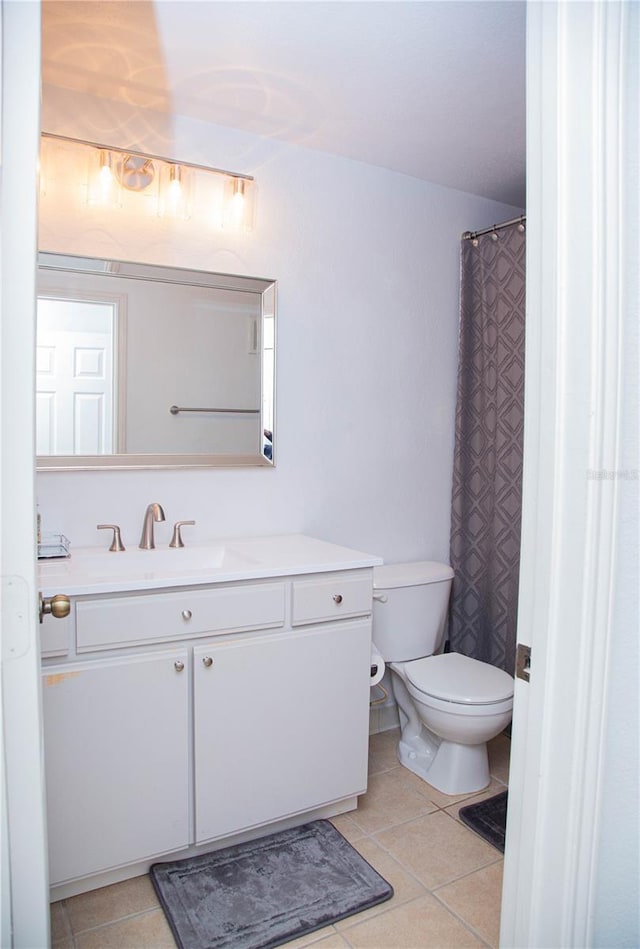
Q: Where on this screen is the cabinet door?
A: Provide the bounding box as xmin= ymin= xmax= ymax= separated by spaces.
xmin=42 ymin=649 xmax=189 ymax=885
xmin=194 ymin=619 xmax=371 ymax=843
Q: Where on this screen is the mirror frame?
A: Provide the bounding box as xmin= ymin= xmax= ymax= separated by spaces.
xmin=36 ymin=253 xmax=276 ymax=471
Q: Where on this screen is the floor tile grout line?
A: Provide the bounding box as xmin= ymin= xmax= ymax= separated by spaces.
xmin=369 ymin=836 xmax=500 ymax=902
xmin=65 ymin=904 xmax=163 ymax=937
xmin=55 ymin=899 xmax=76 ymax=946
xmin=352 ymin=794 xmax=503 ymax=850
xmin=369 ymin=763 xmax=509 ymax=809
xmin=337 ymin=892 xmax=494 ymax=949
xmin=337 ymin=899 xmax=427 ymax=949
xmin=349 ymin=807 xmax=439 ymax=837
xmin=430 ymin=853 xmax=504 ymax=895
xmin=337 ymin=892 xmax=444 ymax=937
xmin=349 ymin=824 xmax=433 ymax=897
xmin=430 ymin=886 xmax=498 ymax=948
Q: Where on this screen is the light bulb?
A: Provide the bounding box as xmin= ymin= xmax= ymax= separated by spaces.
xmin=98 ymin=150 xmax=114 ymax=201
xmin=168 ymin=165 xmax=182 ymax=211
xmin=228 ymin=178 xmax=246 ymax=228
xmin=99 ymin=151 xmax=112 ymax=180
xmin=157 ymin=163 xmax=191 ymax=219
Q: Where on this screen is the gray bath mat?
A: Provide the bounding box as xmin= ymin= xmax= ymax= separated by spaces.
xmin=149 ymin=820 xmax=393 ymax=949
xmin=459 ymin=790 xmax=508 ymax=852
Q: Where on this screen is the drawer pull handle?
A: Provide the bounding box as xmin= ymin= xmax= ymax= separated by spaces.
xmin=181 ymin=609 xmax=193 ymax=621
xmin=174 ymin=660 xmax=185 ymax=672
xmin=202 ymin=656 xmax=214 ymax=668
xmin=333 ymin=594 xmax=343 ymax=604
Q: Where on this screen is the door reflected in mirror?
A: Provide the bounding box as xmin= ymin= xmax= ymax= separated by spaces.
xmin=37 ymin=296 xmax=118 ymax=455
xmin=36 ymin=254 xmax=276 ymax=470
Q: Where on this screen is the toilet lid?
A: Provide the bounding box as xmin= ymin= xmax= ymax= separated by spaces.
xmin=405 ymin=653 xmax=514 ymax=704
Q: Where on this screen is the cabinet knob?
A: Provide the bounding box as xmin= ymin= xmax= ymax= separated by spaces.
xmin=181 ymin=609 xmax=192 ymax=621
xmin=202 ymin=656 xmax=214 ymax=668
xmin=333 ymin=594 xmax=343 ymax=604
xmin=174 ymin=660 xmax=185 ymax=672
xmin=39 ymin=593 xmax=71 ymax=624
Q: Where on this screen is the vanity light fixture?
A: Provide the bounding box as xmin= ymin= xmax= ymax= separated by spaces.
xmin=40 ymin=132 xmax=255 ymax=230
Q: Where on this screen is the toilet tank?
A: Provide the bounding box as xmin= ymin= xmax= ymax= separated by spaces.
xmin=373 ymin=561 xmax=454 ymax=662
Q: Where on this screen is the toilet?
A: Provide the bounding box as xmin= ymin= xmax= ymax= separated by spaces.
xmin=372 ymin=562 xmax=514 ymax=795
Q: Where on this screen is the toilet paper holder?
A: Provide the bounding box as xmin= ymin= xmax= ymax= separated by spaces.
xmin=370 ymin=643 xmax=386 ymax=688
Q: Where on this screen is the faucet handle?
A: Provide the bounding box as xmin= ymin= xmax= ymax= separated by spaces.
xmin=169 ymin=520 xmax=196 ymax=549
xmin=97 ymin=524 xmax=126 ymax=552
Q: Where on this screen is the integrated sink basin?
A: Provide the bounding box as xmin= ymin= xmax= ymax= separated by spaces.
xmin=77 ymin=546 xmax=252 ymax=577
xmin=38 ymin=543 xmax=260 ymax=594
xmin=90 ymin=545 xmax=259 ymax=580
xmin=38 ymin=534 xmax=384 ymax=596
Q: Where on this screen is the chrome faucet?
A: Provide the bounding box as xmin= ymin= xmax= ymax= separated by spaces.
xmin=139 ymin=502 xmax=165 ymax=549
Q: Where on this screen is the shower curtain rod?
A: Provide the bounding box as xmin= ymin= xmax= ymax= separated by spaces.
xmin=462 ymin=214 xmax=526 ymax=241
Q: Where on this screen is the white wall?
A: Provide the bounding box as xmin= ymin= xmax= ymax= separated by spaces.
xmin=38 ymin=87 xmax=522 ymax=560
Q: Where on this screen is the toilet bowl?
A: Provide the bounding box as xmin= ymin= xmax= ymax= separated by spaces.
xmin=373 ymin=562 xmax=514 ymax=795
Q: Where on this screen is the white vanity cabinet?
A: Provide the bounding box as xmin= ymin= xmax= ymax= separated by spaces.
xmin=42 ymin=648 xmax=190 ymax=884
xmin=39 ymin=538 xmax=380 ymax=899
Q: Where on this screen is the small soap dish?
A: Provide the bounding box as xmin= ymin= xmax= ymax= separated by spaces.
xmin=38 ymin=532 xmax=70 ymax=560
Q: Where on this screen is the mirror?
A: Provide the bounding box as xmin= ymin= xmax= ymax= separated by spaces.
xmin=36 ymin=253 xmax=275 ymax=470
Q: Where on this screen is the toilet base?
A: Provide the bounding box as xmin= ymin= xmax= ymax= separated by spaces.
xmin=389 ymin=662 xmax=497 ymax=795
xmin=397 ymin=731 xmax=490 ymax=796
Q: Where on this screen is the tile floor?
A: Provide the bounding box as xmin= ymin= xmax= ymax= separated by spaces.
xmin=50 ymin=728 xmax=510 ymax=949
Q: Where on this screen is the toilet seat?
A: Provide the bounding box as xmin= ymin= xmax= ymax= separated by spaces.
xmin=405 ymin=653 xmax=514 ymax=705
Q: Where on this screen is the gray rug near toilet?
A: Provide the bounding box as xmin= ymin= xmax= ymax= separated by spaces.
xmin=459 ymin=790 xmax=508 ymax=852
xmin=150 ymin=820 xmax=393 ymax=949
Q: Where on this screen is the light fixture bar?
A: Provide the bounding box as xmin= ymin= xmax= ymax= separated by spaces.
xmin=40 ymin=131 xmax=254 ymax=183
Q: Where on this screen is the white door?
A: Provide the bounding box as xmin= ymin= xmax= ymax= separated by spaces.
xmin=0 ymin=2 xmax=49 ymax=946
xmin=36 ymin=297 xmax=115 ymax=455
xmin=500 ymin=3 xmax=637 ymax=946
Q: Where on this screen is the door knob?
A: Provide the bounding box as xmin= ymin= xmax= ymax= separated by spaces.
xmin=39 ymin=593 xmax=70 ymax=624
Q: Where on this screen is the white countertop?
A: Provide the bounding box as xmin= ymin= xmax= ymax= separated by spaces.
xmin=38 ymin=533 xmax=383 ymax=596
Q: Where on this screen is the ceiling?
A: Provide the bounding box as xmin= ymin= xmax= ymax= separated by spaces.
xmin=41 ymin=1 xmax=526 ymax=207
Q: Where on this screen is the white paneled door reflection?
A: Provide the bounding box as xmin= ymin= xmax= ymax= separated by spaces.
xmin=36 ymin=298 xmax=115 ymax=455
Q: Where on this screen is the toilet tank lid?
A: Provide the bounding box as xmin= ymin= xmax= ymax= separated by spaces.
xmin=373 ymin=561 xmax=454 ymax=590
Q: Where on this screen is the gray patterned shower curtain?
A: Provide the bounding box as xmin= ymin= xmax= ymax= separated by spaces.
xmin=448 ymin=222 xmax=526 ymax=674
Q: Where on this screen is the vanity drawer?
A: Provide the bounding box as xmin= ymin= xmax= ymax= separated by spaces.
xmin=291 ymin=572 xmax=372 ymax=626
xmin=76 ymin=582 xmax=286 ymax=651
